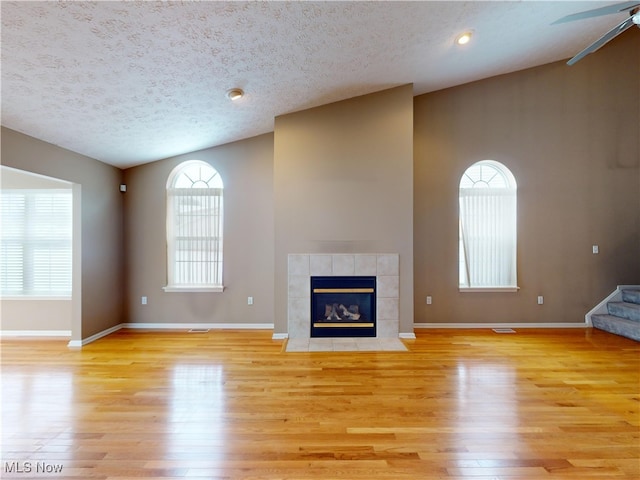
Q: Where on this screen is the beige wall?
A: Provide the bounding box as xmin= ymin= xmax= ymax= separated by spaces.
xmin=1 ymin=300 xmax=72 ymax=331
xmin=274 ymin=85 xmax=415 ymax=335
xmin=122 ymin=133 xmax=275 ymax=325
xmin=1 ymin=127 xmax=125 ymax=340
xmin=413 ymin=31 xmax=640 ymax=325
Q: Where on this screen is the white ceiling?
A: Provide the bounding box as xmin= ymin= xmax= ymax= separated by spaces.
xmin=0 ymin=1 xmax=631 ymax=169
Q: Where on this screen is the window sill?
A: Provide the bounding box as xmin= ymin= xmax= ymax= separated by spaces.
xmin=459 ymin=286 xmax=520 ymax=293
xmin=0 ymin=295 xmax=72 ymax=301
xmin=163 ymin=286 xmax=225 ymax=293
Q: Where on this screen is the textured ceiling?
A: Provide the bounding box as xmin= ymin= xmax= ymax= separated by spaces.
xmin=0 ymin=1 xmax=632 ymax=168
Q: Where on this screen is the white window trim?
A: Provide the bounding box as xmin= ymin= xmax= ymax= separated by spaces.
xmin=163 ymin=285 xmax=225 ymax=293
xmin=1 ymin=295 xmax=72 ymax=300
xmin=459 ymin=286 xmax=520 ymax=293
xmin=459 ymin=160 xmax=518 ymax=290
xmin=165 ymin=160 xmax=224 ymax=291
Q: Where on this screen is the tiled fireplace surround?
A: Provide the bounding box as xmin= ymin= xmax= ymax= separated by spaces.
xmin=288 ymin=254 xmax=400 ymax=339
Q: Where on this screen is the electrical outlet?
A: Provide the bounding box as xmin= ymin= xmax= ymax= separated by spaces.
xmin=247 ymin=296 xmax=254 ymax=305
xmin=426 ymin=296 xmax=432 ymax=305
xmin=537 ymin=296 xmax=544 ymax=305
xmin=592 ymin=245 xmax=599 ymax=254
xmin=141 ymin=296 xmax=147 ymax=305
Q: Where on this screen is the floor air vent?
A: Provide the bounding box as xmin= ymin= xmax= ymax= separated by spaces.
xmin=492 ymin=328 xmax=516 ymax=333
xmin=188 ymin=328 xmax=210 ymax=333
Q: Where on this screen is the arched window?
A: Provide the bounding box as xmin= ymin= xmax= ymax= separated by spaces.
xmin=459 ymin=160 xmax=517 ymax=290
xmin=164 ymin=160 xmax=224 ymax=292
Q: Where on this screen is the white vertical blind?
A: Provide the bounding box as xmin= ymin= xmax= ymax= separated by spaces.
xmin=1 ymin=189 xmax=72 ymax=296
xmin=166 ymin=161 xmax=223 ymax=288
xmin=459 ymin=161 xmax=517 ymax=289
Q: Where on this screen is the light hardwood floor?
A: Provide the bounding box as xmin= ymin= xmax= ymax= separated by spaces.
xmin=2 ymin=328 xmax=639 ymax=479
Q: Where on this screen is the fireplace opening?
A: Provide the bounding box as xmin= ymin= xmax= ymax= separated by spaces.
xmin=311 ymin=276 xmax=376 ymax=338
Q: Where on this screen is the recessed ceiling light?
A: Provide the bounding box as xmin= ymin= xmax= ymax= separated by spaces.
xmin=226 ymin=88 xmax=244 ymax=101
xmin=455 ymin=31 xmax=473 ymax=46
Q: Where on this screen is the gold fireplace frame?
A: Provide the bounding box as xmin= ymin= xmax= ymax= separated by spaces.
xmin=313 ymin=288 xmax=374 ymax=293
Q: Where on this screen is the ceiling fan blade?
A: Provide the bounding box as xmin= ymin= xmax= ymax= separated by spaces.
xmin=552 ymin=1 xmax=640 ymax=24
xmin=566 ymin=16 xmax=636 ymax=65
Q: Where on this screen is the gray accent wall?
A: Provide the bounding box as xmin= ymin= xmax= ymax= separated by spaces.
xmin=413 ymin=31 xmax=639 ymax=324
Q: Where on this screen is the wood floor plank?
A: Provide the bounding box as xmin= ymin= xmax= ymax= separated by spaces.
xmin=2 ymin=328 xmax=639 ymax=479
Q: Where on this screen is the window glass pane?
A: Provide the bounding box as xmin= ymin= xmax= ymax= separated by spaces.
xmin=0 ymin=244 xmax=24 ymax=294
xmin=173 ymin=163 xmax=223 ymax=189
xmin=460 ymin=163 xmax=510 ymax=189
xmin=33 ymin=247 xmax=72 ymax=294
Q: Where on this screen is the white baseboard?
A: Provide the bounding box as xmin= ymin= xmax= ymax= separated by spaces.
xmin=67 ymin=322 xmax=277 ymax=348
xmin=122 ymin=322 xmax=275 ymax=330
xmin=399 ymin=332 xmax=417 ymax=339
xmin=68 ymin=324 xmax=123 ymax=348
xmin=1 ymin=330 xmax=71 ymax=337
xmin=2 ymin=320 xmax=591 ymax=349
xmin=414 ymin=322 xmax=588 ymax=329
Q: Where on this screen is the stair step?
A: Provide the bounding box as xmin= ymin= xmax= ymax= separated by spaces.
xmin=607 ymin=302 xmax=640 ymax=322
xmin=592 ymin=314 xmax=640 ymax=342
xmin=622 ymin=289 xmax=640 ymax=305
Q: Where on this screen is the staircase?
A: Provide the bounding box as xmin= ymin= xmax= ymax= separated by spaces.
xmin=591 ymin=288 xmax=640 ymax=342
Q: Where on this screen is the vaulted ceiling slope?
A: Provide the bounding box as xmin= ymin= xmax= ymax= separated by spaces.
xmin=0 ymin=1 xmax=630 ymax=168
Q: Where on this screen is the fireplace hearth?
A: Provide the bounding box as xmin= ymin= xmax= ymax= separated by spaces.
xmin=311 ymin=276 xmax=376 ymax=337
